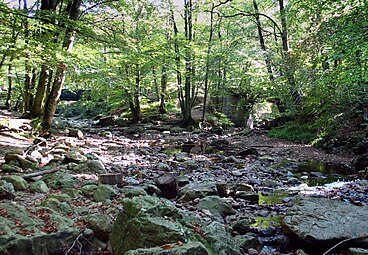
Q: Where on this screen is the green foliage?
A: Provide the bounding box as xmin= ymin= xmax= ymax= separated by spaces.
xmin=207 ymin=112 xmax=234 ymax=128
xmin=268 ymin=122 xmax=318 ymax=144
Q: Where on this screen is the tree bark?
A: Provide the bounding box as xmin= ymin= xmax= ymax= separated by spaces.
xmin=160 ymin=64 xmax=167 ymax=113
xmin=5 ymin=59 xmax=14 ymax=110
xmin=40 ymin=0 xmax=81 ymax=135
xmin=32 ymin=65 xmax=50 ymax=118
xmin=254 ymin=0 xmax=274 ymax=82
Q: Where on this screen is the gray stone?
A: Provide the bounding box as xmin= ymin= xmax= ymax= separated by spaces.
xmin=43 ymin=171 xmax=80 ymax=189
xmin=124 ymin=242 xmax=210 ymax=255
xmin=283 ymin=197 xmax=368 ymax=244
xmin=175 ymin=152 xmax=190 ymax=162
xmin=30 ymin=181 xmax=49 ymax=193
xmin=98 ymin=116 xmax=116 ymax=127
xmin=157 ymin=163 xmax=171 ymax=172
xmin=85 ymin=214 xmax=113 ymax=242
xmin=120 ymin=186 xmax=147 ymax=198
xmin=232 ymin=219 xmax=252 ymax=235
xmin=197 ymin=196 xmax=236 ymax=218
xmin=68 ymin=128 xmax=84 ymax=139
xmin=1 ymin=163 xmax=23 ymax=173
xmin=110 ymin=196 xmax=241 ymax=255
xmin=0 ymin=202 xmax=78 ymax=255
xmin=3 ymin=175 xmax=28 ymax=191
xmin=73 ymin=159 xmax=106 ymax=174
xmin=179 ymin=182 xmax=218 ymax=200
xmin=62 ymin=188 xmax=83 ymax=198
xmin=63 ymin=151 xmax=87 ymax=164
xmin=235 ymin=233 xmax=261 ymax=251
xmin=234 ymin=191 xmax=259 ymax=203
xmin=93 ymin=185 xmax=117 ymax=202
xmin=41 ymin=198 xmax=72 ymax=214
xmin=81 ymin=184 xmax=99 ymax=197
xmin=0 ymin=181 xmax=15 ymax=200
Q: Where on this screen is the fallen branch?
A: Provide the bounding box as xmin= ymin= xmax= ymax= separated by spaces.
xmin=19 ymin=168 xmax=61 ymax=180
xmin=323 ymin=234 xmax=368 ymax=255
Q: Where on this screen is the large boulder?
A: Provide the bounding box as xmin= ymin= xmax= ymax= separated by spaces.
xmin=179 ymin=182 xmax=218 ymax=200
xmin=110 ymin=196 xmax=241 ymax=255
xmin=283 ymin=197 xmax=368 ymax=253
xmin=123 ymin=242 xmax=210 ymax=255
xmin=0 ymin=203 xmax=79 ymax=255
xmin=197 ymin=196 xmax=236 ymax=218
xmin=3 ymin=175 xmax=28 ymax=191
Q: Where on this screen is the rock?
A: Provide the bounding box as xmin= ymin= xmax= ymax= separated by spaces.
xmin=41 ymin=198 xmax=72 ymax=213
xmin=85 ymin=214 xmax=113 ymax=242
xmin=157 ymin=163 xmax=171 ymax=172
xmin=232 ymin=219 xmax=252 ymax=235
xmin=176 ymin=176 xmax=190 ymax=187
xmin=234 ymin=191 xmax=259 ymax=203
xmin=235 ymin=233 xmax=261 ymax=251
xmin=0 ymin=181 xmax=15 ymax=200
xmin=63 ymin=151 xmax=87 ymax=164
xmin=283 ymin=197 xmax=368 ymax=253
xmin=93 ymin=185 xmax=117 ymax=202
xmin=4 ymin=150 xmax=23 ymax=163
xmin=124 ymin=242 xmax=210 ymax=255
xmin=98 ymin=116 xmax=116 ymax=127
xmin=120 ymin=186 xmax=148 ymax=198
xmin=261 ymin=179 xmax=279 ymax=188
xmin=73 ymin=159 xmax=106 ymax=174
xmin=62 ymin=188 xmax=83 ymax=198
xmin=1 ymin=163 xmax=23 ymax=173
xmin=183 ymin=160 xmax=198 ymax=170
xmin=81 ymin=184 xmax=99 ymax=197
xmin=0 ymin=202 xmax=79 ymax=255
xmin=238 ymin=148 xmax=259 ymax=158
xmin=110 ymin=196 xmax=241 ymax=255
xmin=30 ymin=181 xmax=49 ymax=193
xmin=197 ymin=196 xmax=236 ymax=218
xmin=3 ymin=175 xmax=28 ymax=191
xmin=175 ymin=152 xmax=190 ymax=162
xmin=68 ymin=128 xmax=84 ymax=139
xmin=179 ymin=182 xmax=218 ymax=200
xmin=47 ymin=193 xmax=72 ymax=203
xmin=43 ymin=171 xmax=80 ymax=189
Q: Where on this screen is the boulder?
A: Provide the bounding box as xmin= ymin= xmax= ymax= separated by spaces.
xmin=197 ymin=196 xmax=236 ymax=218
xmin=43 ymin=171 xmax=80 ymax=189
xmin=98 ymin=116 xmax=116 ymax=127
xmin=30 ymin=181 xmax=49 ymax=193
xmin=63 ymin=151 xmax=87 ymax=164
xmin=0 ymin=203 xmax=79 ymax=255
xmin=0 ymin=181 xmax=15 ymax=200
xmin=93 ymin=185 xmax=117 ymax=202
xmin=179 ymin=182 xmax=218 ymax=200
xmin=3 ymin=175 xmax=28 ymax=191
xmin=1 ymin=164 xmax=23 ymax=173
xmin=85 ymin=214 xmax=113 ymax=242
xmin=73 ymin=159 xmax=106 ymax=174
xmin=81 ymin=184 xmax=99 ymax=197
xmin=120 ymin=186 xmax=147 ymax=198
xmin=68 ymin=129 xmax=84 ymax=139
xmin=283 ymin=197 xmax=368 ymax=253
xmin=110 ymin=196 xmax=241 ymax=255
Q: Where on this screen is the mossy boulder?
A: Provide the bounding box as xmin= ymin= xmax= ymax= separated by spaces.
xmin=30 ymin=181 xmax=49 ymax=193
xmin=3 ymin=175 xmax=28 ymax=191
xmin=93 ymin=185 xmax=117 ymax=202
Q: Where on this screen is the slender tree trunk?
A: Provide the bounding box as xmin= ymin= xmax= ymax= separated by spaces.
xmin=160 ymin=64 xmax=167 ymax=114
xmin=5 ymin=59 xmax=14 ymax=110
xmin=278 ymin=0 xmax=299 ymax=104
xmin=131 ymin=67 xmax=141 ymax=123
xmin=40 ymin=0 xmax=81 ymax=135
xmin=32 ymin=64 xmax=50 ymax=118
xmin=202 ymin=4 xmax=215 ymax=122
xmin=254 ymin=0 xmax=274 ymax=82
xmin=183 ymin=0 xmax=194 ymax=125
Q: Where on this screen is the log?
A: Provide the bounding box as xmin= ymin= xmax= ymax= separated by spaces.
xmin=20 ymin=168 xmax=60 ymax=180
xmin=156 ymin=173 xmax=178 ymax=199
xmin=98 ymin=173 xmax=123 ymax=186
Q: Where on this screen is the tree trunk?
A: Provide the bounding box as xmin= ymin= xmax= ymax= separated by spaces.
xmin=131 ymin=67 xmax=141 ymax=123
xmin=32 ymin=64 xmax=50 ymax=118
xmin=40 ymin=0 xmax=81 ymax=135
xmin=202 ymin=4 xmax=215 ymax=122
xmin=159 ymin=64 xmax=167 ymax=113
xmin=182 ymin=0 xmax=194 ymax=125
xmin=278 ymin=0 xmax=299 ymax=104
xmin=5 ymin=60 xmax=14 ymax=110
xmin=254 ymin=0 xmax=274 ymax=82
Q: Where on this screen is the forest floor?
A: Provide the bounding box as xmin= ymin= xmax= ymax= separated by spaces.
xmin=0 ymin=109 xmax=367 ymax=255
